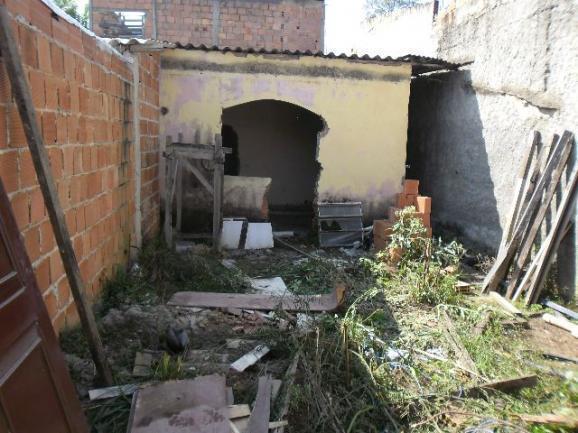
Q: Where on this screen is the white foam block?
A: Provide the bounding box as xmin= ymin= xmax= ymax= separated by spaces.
xmin=244 ymin=223 xmax=274 ymax=249
xmin=221 ymin=219 xmax=244 ymax=249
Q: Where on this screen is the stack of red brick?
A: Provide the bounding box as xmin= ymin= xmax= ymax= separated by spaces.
xmin=373 ymin=179 xmax=432 ymax=251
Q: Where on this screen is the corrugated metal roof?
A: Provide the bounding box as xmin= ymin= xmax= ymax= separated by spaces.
xmin=113 ymin=39 xmax=462 ymax=75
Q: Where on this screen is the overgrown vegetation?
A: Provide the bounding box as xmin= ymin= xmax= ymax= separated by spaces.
xmin=63 ymin=220 xmax=577 ymax=433
xmin=99 ymin=238 xmax=250 ymax=313
xmin=288 ymin=211 xmax=577 ymax=432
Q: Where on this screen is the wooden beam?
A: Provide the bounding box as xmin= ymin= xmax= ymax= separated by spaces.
xmin=513 ymin=155 xmax=578 ymax=303
xmin=247 ymin=376 xmax=272 ymax=433
xmin=175 ymin=161 xmax=183 ymax=233
xmin=180 ymin=158 xmax=213 ymax=194
xmin=163 ymin=143 xmax=178 ymax=248
xmin=505 ymin=135 xmax=565 ymax=298
xmin=168 ymin=284 xmax=346 ymax=312
xmin=481 ymin=132 xmax=572 ymax=293
xmin=499 ymin=132 xmax=539 ymax=250
xmin=0 ymin=6 xmax=113 ymax=385
xmin=213 ymin=134 xmax=224 ymax=251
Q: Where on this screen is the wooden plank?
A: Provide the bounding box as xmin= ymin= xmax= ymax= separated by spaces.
xmin=499 ymin=132 xmax=539 ymax=250
xmin=180 ymin=158 xmax=213 ymax=194
xmin=488 ymin=291 xmax=523 ymax=316
xmin=526 ymin=163 xmax=578 ymax=304
xmin=272 ymin=352 xmax=300 ymax=433
xmin=168 ymin=284 xmax=346 ymax=312
xmin=175 ymin=161 xmax=183 ymax=233
xmin=0 ymin=5 xmax=113 ymax=386
xmin=247 ymin=375 xmax=272 ymax=433
xmin=213 ymin=134 xmax=224 ymax=251
xmin=439 ymin=310 xmax=479 ymax=375
xmin=456 ymin=375 xmax=538 ymax=398
xmin=514 ymin=156 xmax=578 ymax=303
xmin=516 ymin=414 xmax=578 ymax=429
xmin=128 ymin=375 xmax=229 ymax=433
xmin=164 ymin=154 xmax=177 ymax=248
xmin=542 ymin=313 xmax=578 ymax=338
xmin=227 ymin=404 xmax=251 ymax=419
xmin=481 ymin=132 xmax=573 ymax=293
xmin=506 ymin=134 xmax=568 ymax=298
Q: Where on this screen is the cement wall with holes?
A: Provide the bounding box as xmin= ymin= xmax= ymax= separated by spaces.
xmin=407 ymin=0 xmax=578 ymax=298
xmin=158 ymin=48 xmax=412 ymax=225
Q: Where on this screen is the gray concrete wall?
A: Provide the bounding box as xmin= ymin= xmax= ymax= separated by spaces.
xmin=407 ymin=0 xmax=578 ymax=297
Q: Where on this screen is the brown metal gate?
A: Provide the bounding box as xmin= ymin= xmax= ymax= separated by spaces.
xmin=0 ymin=179 xmax=89 ymax=433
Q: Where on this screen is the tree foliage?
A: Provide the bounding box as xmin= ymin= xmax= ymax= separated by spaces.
xmin=365 ymin=0 xmax=425 ymax=20
xmin=54 ymin=0 xmax=88 ymax=28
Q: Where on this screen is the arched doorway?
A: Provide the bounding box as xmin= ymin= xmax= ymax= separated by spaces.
xmin=222 ymin=99 xmax=325 ymax=231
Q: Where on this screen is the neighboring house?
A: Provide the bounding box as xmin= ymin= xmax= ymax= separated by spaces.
xmin=89 ymin=0 xmax=325 ymax=52
xmin=117 ymin=41 xmax=456 ymax=225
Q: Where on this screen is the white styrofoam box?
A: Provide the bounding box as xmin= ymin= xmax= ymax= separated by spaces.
xmin=220 ymin=219 xmax=244 ymax=249
xmin=244 ymin=222 xmax=274 ymax=249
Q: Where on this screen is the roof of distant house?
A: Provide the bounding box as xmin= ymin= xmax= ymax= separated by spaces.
xmin=111 ymin=39 xmax=463 ymax=75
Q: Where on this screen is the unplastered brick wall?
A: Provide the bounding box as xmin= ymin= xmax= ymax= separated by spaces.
xmin=0 ymin=0 xmax=161 ymax=331
xmin=138 ymin=52 xmax=160 ymax=241
xmin=91 ymin=0 xmax=324 ymax=52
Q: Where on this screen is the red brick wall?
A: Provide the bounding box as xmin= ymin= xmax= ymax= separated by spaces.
xmin=0 ymin=0 xmax=161 ymax=331
xmin=91 ymin=0 xmax=324 ymax=52
xmin=138 ymin=52 xmax=160 ymax=241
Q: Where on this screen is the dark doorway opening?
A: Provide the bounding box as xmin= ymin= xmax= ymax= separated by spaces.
xmin=222 ymin=99 xmax=325 ymax=232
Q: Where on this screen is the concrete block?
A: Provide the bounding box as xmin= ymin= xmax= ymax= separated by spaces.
xmin=405 ymin=194 xmax=417 ymax=207
xmin=373 ymin=219 xmax=393 ymax=240
xmin=374 ymin=235 xmax=389 ymax=252
xmin=416 ymin=212 xmax=431 ymax=227
xmin=244 ymin=222 xmax=274 ymax=249
xmin=416 ymin=196 xmax=431 ymax=214
xmin=395 ymin=193 xmax=406 ymax=208
xmin=403 ymin=179 xmax=419 ymax=195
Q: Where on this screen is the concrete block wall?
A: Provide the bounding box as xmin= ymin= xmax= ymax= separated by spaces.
xmin=407 ymin=0 xmax=578 ymax=297
xmin=91 ymin=0 xmax=324 ymax=52
xmin=0 ymin=0 xmax=161 ymax=331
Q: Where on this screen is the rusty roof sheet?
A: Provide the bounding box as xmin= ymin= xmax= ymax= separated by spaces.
xmin=112 ymin=39 xmax=461 ymax=75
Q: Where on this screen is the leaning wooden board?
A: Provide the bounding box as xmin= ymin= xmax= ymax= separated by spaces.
xmin=168 ymin=285 xmax=346 ymax=312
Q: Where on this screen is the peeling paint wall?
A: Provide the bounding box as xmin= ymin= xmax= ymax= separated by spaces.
xmin=159 ymin=50 xmax=411 ymax=221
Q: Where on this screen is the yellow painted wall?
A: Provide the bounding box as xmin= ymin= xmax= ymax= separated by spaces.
xmin=159 ymin=49 xmax=411 ymax=220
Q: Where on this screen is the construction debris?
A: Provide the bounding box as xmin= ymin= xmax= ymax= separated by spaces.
xmin=482 ymin=131 xmax=577 ymax=305
xmin=542 ymin=313 xmax=578 ymax=338
xmin=543 ymin=300 xmax=578 ymax=320
xmin=127 ymin=375 xmax=229 ymax=433
xmin=89 ymin=383 xmax=141 ymax=401
xmin=247 ymin=375 xmax=273 ymax=433
xmin=487 ymin=291 xmax=523 ymax=316
xmin=230 ymin=344 xmax=271 ymax=372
